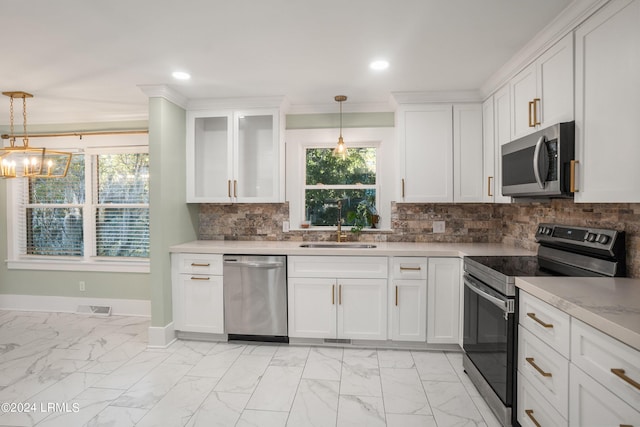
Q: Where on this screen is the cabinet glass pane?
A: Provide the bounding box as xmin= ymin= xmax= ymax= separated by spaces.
xmin=237 ymin=115 xmax=274 ymax=198
xmin=194 ymin=116 xmax=229 ymax=198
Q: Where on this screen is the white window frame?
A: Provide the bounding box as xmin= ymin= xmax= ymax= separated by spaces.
xmin=5 ymin=134 xmax=149 ymax=273
xmin=285 ymin=127 xmax=394 ymax=231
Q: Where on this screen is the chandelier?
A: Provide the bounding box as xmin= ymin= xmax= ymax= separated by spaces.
xmin=332 ymin=95 xmax=348 ymax=159
xmin=1 ymin=91 xmax=72 ymax=179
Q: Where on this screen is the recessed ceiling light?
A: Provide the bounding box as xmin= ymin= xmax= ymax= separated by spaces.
xmin=172 ymin=71 xmax=191 ymax=80
xmin=369 ymin=60 xmax=389 ymax=71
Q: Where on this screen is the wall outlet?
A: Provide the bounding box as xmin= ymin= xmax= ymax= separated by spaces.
xmin=79 ymin=281 xmax=86 ymax=291
xmin=282 ymin=221 xmax=290 ymax=232
xmin=433 ymin=221 xmax=446 ymax=234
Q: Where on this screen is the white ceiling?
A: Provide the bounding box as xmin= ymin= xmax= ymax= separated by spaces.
xmin=1 ymin=0 xmax=573 ymax=125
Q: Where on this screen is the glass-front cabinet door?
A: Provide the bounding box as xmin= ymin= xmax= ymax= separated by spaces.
xmin=186 ymin=108 xmax=282 ymax=203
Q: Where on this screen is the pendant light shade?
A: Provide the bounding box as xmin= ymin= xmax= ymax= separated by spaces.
xmin=333 ymin=95 xmax=348 ymax=159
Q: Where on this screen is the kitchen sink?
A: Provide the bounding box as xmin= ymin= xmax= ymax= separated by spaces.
xmin=299 ymin=243 xmax=377 ymax=249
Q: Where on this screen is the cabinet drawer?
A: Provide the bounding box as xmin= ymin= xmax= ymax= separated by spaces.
xmin=571 ymin=318 xmax=640 ymax=410
xmin=519 ymin=292 xmax=570 ymax=358
xmin=174 ymin=253 xmax=223 ymax=275
xmin=518 ymin=375 xmax=567 ymax=427
xmin=391 ymin=257 xmax=427 ymax=279
xmin=518 ymin=326 xmax=569 ymax=418
xmin=569 ymin=363 xmax=640 ymax=427
xmin=288 ymin=256 xmax=388 ymax=278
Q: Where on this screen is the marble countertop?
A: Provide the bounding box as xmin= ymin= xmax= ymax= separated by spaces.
xmin=169 ymin=240 xmax=536 ymax=257
xmin=516 ymin=277 xmax=640 ymax=352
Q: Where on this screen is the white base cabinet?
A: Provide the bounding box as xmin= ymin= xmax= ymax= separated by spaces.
xmin=427 ymin=258 xmax=461 ymax=344
xmin=172 ymin=254 xmax=224 ymax=334
xmin=389 ymin=257 xmax=427 ymax=342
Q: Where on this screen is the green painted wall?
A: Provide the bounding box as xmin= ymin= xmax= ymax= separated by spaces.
xmin=285 ymin=112 xmax=394 ymax=129
xmin=148 ymin=97 xmax=198 ymax=327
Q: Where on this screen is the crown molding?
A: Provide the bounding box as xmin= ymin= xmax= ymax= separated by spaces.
xmin=287 ymin=101 xmax=394 ymax=114
xmin=137 ymin=85 xmax=188 ymax=109
xmin=186 ymin=96 xmax=288 ymax=111
xmin=480 ymin=0 xmax=610 ymax=98
xmin=390 ymin=90 xmax=483 ymax=106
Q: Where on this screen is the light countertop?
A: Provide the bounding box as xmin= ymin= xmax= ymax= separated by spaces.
xmin=169 ymin=240 xmax=536 ymax=257
xmin=516 ymin=277 xmax=640 ymax=352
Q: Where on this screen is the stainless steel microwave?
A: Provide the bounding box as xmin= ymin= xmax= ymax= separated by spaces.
xmin=501 ymin=121 xmax=575 ymax=198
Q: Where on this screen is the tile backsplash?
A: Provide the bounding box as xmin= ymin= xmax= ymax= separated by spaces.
xmin=198 ymin=200 xmax=640 ymax=278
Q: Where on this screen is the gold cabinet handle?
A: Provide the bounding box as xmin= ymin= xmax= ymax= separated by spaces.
xmin=233 ymin=180 xmax=238 ymax=198
xmin=487 ymin=176 xmax=493 ymax=197
xmin=525 ymin=409 xmax=541 ymax=427
xmin=339 ymin=284 xmax=342 ymax=305
xmin=400 ymin=266 xmax=421 ymax=271
xmin=611 ymin=368 xmax=640 ymax=391
xmin=570 ymin=160 xmax=579 ymax=193
xmin=527 ymin=312 xmax=554 ymax=328
xmin=533 ymin=98 xmax=541 ymax=126
xmin=190 ymin=276 xmax=210 ymax=281
xmin=190 ymin=263 xmax=210 ymax=267
xmin=526 ymin=357 xmax=552 ymax=377
xmin=395 ymin=286 xmax=399 ymax=306
xmin=401 ymin=178 xmax=405 ymax=198
xmin=332 ymin=284 xmax=335 ymax=305
xmin=620 ymin=425 xmax=634 ymax=427
xmin=528 ymin=101 xmax=535 ymax=127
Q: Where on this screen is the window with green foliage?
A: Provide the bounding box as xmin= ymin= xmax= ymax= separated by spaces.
xmin=19 ymin=149 xmax=149 ymax=260
xmin=304 ymin=147 xmax=377 ymax=227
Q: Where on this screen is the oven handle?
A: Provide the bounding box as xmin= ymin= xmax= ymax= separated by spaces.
xmin=463 ymin=274 xmax=514 ymax=314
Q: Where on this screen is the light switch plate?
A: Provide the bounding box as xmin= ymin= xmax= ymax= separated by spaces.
xmin=433 ymin=221 xmax=445 ymax=233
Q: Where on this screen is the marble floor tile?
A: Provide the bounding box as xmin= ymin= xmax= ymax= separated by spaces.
xmin=380 ymin=367 xmax=431 ymax=415
xmin=423 ymin=380 xmax=487 ymax=427
xmin=287 ymin=379 xmax=339 ymax=427
xmin=302 ymin=347 xmax=343 ymax=381
xmin=36 ymin=387 xmax=124 ymax=427
xmin=337 ymin=395 xmax=386 ymax=427
xmin=271 ymin=345 xmax=310 ymax=367
xmin=187 ymin=343 xmax=245 ymax=378
xmin=412 ymin=351 xmax=461 ymax=382
xmin=213 ymin=354 xmax=272 ymax=394
xmin=79 ymin=340 xmax=148 ymax=375
xmin=340 ymin=350 xmax=382 ymax=397
xmin=162 ymin=340 xmax=217 ymax=365
xmin=386 ymin=413 xmax=438 ymax=427
xmin=85 ymin=406 xmax=148 ymax=427
xmin=245 ymin=365 xmax=303 ymax=411
xmin=377 ymin=349 xmax=416 ymax=369
xmin=236 ymin=409 xmax=289 ymax=427
xmin=92 ymin=350 xmax=170 ymax=390
xmin=185 ymin=391 xmax=250 ymax=427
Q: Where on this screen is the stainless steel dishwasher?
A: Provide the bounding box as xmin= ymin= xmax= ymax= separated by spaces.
xmin=223 ymin=255 xmax=288 ymax=342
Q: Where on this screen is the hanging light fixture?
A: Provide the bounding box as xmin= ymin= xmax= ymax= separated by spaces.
xmin=1 ymin=91 xmax=72 ymax=179
xmin=333 ymin=95 xmax=348 ymax=159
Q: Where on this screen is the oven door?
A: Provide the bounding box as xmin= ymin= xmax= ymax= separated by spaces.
xmin=463 ymin=273 xmax=515 ymax=406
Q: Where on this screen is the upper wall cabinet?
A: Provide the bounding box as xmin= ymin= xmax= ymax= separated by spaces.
xmin=397 ymin=103 xmax=483 ymax=203
xmin=574 ymin=0 xmax=640 ymax=202
xmin=186 ymin=108 xmax=284 ymax=203
xmin=511 ymin=33 xmax=574 ymax=140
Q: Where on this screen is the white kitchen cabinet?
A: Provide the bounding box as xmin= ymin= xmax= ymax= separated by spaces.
xmin=518 ymin=375 xmax=568 ymax=427
xmin=427 ymin=258 xmax=461 ymax=344
xmin=287 ymin=256 xmax=388 ymax=341
xmin=492 ymin=85 xmax=512 ymax=203
xmin=511 ymin=33 xmax=574 ymax=139
xmin=172 ymin=254 xmax=224 ymax=334
xmin=574 ymin=0 xmax=640 ymax=202
xmin=453 ymin=104 xmax=484 ymax=202
xmin=389 ymin=257 xmax=428 ymax=342
xmin=186 ymin=108 xmax=282 ymax=203
xmin=397 ymin=104 xmax=453 ymax=202
xmin=482 ymin=97 xmax=496 ymax=202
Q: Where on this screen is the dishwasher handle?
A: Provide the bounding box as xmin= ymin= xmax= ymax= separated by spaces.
xmin=223 ymin=259 xmax=284 ymax=269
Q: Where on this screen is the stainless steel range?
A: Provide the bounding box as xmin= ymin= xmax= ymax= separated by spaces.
xmin=462 ymin=223 xmax=626 ymax=427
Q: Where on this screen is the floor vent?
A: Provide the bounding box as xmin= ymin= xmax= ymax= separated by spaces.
xmin=324 ymin=338 xmax=351 ymax=344
xmin=76 ymin=305 xmax=112 ymax=316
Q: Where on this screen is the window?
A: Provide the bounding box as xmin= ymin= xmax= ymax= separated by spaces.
xmin=304 ymin=146 xmax=377 ymax=226
xmin=8 ymin=144 xmax=149 ymax=271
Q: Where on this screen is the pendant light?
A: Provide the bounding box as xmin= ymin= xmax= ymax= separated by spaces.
xmin=332 ymin=95 xmax=348 ymax=159
xmin=1 ymin=91 xmax=72 ymax=179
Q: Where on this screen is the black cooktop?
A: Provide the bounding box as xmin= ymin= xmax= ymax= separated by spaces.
xmin=465 ymin=256 xmax=545 ymax=277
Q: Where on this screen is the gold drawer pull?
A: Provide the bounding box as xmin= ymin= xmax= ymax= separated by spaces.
xmin=570 ymin=160 xmax=579 ymax=193
xmin=611 ymin=368 xmax=640 ymax=391
xmin=527 ymin=312 xmax=553 ymax=328
xmin=190 ymin=276 xmax=210 ymax=281
xmin=526 ymin=357 xmax=552 ymax=378
xmin=395 ymin=286 xmax=398 ymax=306
xmin=191 ymin=263 xmax=210 ymax=267
xmin=619 ymin=425 xmax=634 ymax=427
xmin=525 ymin=409 xmax=541 ymax=427
xmin=400 ymin=266 xmax=421 ymax=271
xmin=332 ymin=284 xmax=335 ymax=305
xmin=339 ymin=284 xmax=342 ymax=305
xmin=487 ymin=176 xmax=493 ymax=197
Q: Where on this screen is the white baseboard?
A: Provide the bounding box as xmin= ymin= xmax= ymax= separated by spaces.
xmin=148 ymin=322 xmax=176 ymax=348
xmin=0 ymin=294 xmax=151 ymax=317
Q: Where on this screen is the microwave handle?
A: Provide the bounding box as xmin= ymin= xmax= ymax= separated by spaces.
xmin=533 ymin=135 xmax=547 ymax=189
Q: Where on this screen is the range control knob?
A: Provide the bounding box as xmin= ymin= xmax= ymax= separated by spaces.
xmin=597 ymin=234 xmax=610 ymax=245
xmin=545 ymin=227 xmax=552 ymax=235
xmin=586 ymin=233 xmax=597 ymax=243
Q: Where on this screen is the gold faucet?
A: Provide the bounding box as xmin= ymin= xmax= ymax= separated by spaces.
xmin=336 ymin=200 xmax=348 ymax=242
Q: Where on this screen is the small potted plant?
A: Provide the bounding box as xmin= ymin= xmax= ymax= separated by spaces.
xmin=347 ymin=201 xmax=379 ymax=236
